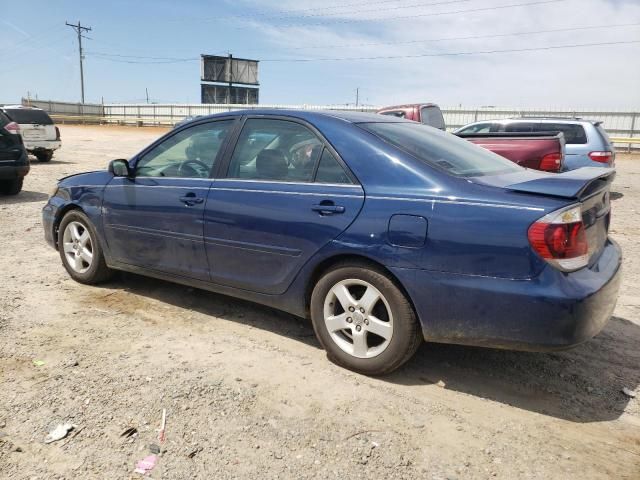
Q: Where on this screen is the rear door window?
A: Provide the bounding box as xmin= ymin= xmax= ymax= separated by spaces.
xmin=227 ymin=119 xmax=323 ymax=182
xmin=4 ymin=108 xmax=54 ymax=125
xmin=533 ymin=123 xmax=588 ymax=144
xmin=314 ymin=149 xmax=352 ymax=184
xmin=420 ymin=106 xmax=445 ymax=129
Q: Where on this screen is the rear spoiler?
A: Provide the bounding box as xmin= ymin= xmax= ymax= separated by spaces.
xmin=505 ymin=167 xmax=615 ymax=199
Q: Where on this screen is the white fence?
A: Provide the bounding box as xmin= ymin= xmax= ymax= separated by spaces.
xmin=19 ymin=99 xmax=639 ymax=150
xmin=21 ymin=98 xmax=104 ymax=116
xmin=101 ymin=103 xmax=637 ymax=137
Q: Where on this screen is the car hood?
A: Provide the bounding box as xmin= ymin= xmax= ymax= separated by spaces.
xmin=473 ymin=167 xmax=615 ymax=200
xmin=58 ymin=170 xmax=112 ymax=187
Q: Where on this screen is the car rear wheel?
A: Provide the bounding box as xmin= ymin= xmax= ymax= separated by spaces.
xmin=310 ymin=262 xmax=422 ymax=375
xmin=35 ymin=150 xmax=53 ymax=162
xmin=58 ymin=210 xmax=114 ymax=284
xmin=0 ymin=178 xmax=23 ymax=195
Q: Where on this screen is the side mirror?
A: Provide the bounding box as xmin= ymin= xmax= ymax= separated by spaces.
xmin=108 ymin=159 xmax=131 ymax=177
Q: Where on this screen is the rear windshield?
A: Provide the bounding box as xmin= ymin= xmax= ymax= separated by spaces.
xmin=361 ymin=122 xmax=522 ymax=177
xmin=533 ymin=123 xmax=587 ymax=144
xmin=4 ymin=108 xmax=53 ymax=125
xmin=420 ymin=106 xmax=445 ymax=129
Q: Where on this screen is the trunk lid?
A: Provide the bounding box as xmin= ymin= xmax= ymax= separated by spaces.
xmin=20 ymin=124 xmax=55 ymax=141
xmin=476 ymin=167 xmax=614 ymax=266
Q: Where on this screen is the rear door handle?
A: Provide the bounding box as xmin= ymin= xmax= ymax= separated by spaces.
xmin=311 ymin=203 xmax=345 ymax=215
xmin=179 ymin=193 xmax=204 ymax=206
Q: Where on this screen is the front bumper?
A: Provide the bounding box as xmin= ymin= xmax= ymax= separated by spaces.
xmin=25 ymin=140 xmax=61 ymax=152
xmin=392 ymin=239 xmax=622 ymax=351
xmin=42 ymin=197 xmax=63 ymax=249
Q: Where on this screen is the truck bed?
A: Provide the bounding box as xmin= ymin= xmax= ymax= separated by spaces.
xmin=456 ymin=132 xmax=565 ymax=172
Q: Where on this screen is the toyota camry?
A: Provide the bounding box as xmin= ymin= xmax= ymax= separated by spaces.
xmin=43 ymin=110 xmax=621 ymax=375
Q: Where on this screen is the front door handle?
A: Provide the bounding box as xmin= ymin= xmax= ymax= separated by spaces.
xmin=179 ymin=193 xmax=204 ymax=206
xmin=311 ymin=202 xmax=345 ymax=215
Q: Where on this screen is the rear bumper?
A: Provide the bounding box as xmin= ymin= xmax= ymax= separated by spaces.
xmin=392 ymin=239 xmax=622 ymax=351
xmin=0 ymin=164 xmax=30 ymax=180
xmin=25 ymin=140 xmax=61 ymax=152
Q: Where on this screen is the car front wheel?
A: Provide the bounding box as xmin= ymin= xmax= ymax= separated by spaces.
xmin=58 ymin=210 xmax=113 ymax=284
xmin=310 ymin=262 xmax=422 ymax=375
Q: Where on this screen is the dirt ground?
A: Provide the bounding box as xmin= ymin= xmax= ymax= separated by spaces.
xmin=1 ymin=125 xmax=638 ymax=479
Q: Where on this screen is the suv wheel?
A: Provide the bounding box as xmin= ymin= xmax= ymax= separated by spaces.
xmin=58 ymin=210 xmax=114 ymax=284
xmin=35 ymin=150 xmax=53 ymax=162
xmin=310 ymin=262 xmax=422 ymax=375
xmin=0 ymin=178 xmax=23 ymax=195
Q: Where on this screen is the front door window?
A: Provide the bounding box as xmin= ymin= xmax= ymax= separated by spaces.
xmin=136 ymin=121 xmax=233 ymax=178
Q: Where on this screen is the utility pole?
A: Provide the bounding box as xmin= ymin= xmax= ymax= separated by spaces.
xmin=355 ymin=88 xmax=359 ymax=108
xmin=66 ymin=21 xmax=92 ymax=104
xmin=145 ymin=88 xmax=150 ymax=104
xmin=227 ymin=53 xmax=233 ymax=104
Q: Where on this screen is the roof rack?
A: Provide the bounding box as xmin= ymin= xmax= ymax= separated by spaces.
xmin=517 ymin=115 xmax=582 ymax=121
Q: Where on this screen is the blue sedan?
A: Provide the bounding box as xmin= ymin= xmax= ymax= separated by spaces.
xmin=43 ymin=110 xmax=622 ymax=375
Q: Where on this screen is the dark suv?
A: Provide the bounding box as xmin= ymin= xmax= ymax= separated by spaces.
xmin=0 ymin=110 xmax=29 ymax=195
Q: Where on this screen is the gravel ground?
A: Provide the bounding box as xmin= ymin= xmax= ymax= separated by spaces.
xmin=0 ymin=125 xmax=638 ymax=479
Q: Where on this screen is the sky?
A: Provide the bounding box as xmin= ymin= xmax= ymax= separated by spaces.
xmin=1 ymin=0 xmax=639 ymax=108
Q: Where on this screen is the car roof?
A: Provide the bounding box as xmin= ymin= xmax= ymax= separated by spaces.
xmin=188 ymin=109 xmax=407 ymax=125
xmin=473 ymin=118 xmax=599 ymax=126
xmin=377 ymin=103 xmax=439 ymax=110
xmin=1 ymin=105 xmax=45 ymax=111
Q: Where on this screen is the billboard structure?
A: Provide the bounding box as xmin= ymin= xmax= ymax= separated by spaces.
xmin=200 ymin=54 xmax=259 ymax=104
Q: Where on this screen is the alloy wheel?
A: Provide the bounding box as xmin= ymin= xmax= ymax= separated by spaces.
xmin=62 ymin=221 xmax=94 ymax=273
xmin=323 ymin=279 xmax=394 ymax=359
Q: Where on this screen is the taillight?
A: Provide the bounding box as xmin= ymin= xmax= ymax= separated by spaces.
xmin=528 ymin=205 xmax=588 ymax=272
xmin=5 ymin=121 xmax=20 ymax=134
xmin=588 ymin=151 xmax=613 ymax=164
xmin=539 ymin=152 xmax=562 ymax=172
xmin=55 ymin=126 xmax=61 ymax=140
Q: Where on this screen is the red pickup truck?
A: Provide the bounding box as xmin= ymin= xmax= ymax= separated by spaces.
xmin=377 ymin=104 xmax=565 ymax=172
xmin=377 ymin=103 xmax=446 ymax=130
xmin=456 ymin=132 xmax=565 ymax=172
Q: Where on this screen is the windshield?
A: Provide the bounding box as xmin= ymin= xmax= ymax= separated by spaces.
xmin=4 ymin=108 xmax=53 ymax=125
xmin=360 ymin=122 xmax=523 ymax=177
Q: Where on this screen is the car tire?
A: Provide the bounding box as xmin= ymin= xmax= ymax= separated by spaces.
xmin=310 ymin=262 xmax=422 ymax=375
xmin=58 ymin=210 xmax=114 ymax=284
xmin=35 ymin=150 xmax=53 ymax=162
xmin=0 ymin=178 xmax=23 ymax=195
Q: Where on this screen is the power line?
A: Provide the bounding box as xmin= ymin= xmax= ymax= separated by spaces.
xmin=85 ymin=39 xmax=640 ymax=65
xmin=84 ymin=22 xmax=640 ymax=62
xmin=251 ymin=22 xmax=640 ymax=52
xmin=222 ymin=0 xmax=476 ymax=21
xmin=66 ymin=21 xmax=92 ymax=103
xmin=167 ymin=0 xmax=474 ymax=23
xmin=229 ymin=0 xmax=438 ymax=16
xmin=261 ymin=39 xmax=640 ymax=62
xmin=243 ymin=0 xmax=568 ymax=27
